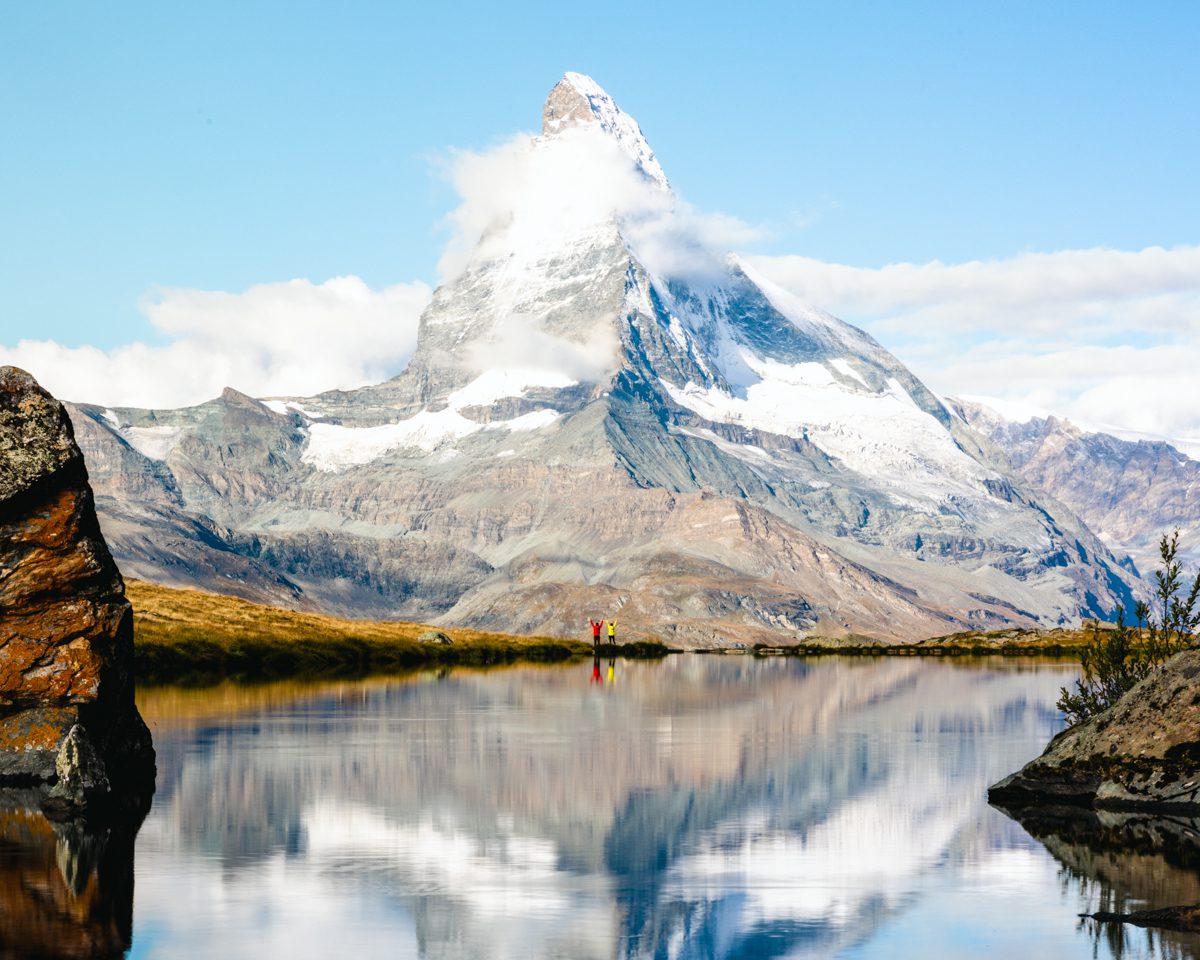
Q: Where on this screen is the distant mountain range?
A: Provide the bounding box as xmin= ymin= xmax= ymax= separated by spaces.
xmin=66 ymin=73 xmax=1172 ymax=644
xmin=952 ymin=400 xmax=1200 ymax=576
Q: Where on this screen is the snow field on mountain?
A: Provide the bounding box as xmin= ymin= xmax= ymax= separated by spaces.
xmin=303 ymin=408 xmax=561 ymax=471
xmin=119 ymin=424 xmax=183 ymax=461
xmin=660 ymin=351 xmax=994 ymax=503
xmin=446 ymin=368 xmax=577 ymax=408
xmin=634 ymin=260 xmax=996 ymax=505
xmin=260 ymin=398 xmax=321 ymax=418
xmin=96 ymin=408 xmax=186 ymax=461
xmin=302 ymin=367 xmax=567 ymax=471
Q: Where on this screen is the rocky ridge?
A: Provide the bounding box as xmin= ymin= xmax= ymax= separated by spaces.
xmin=989 ymin=646 xmax=1200 ymax=810
xmin=954 ymin=399 xmax=1200 ymax=574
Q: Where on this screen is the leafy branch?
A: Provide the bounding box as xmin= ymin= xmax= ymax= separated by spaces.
xmin=1057 ymin=530 xmax=1199 ymax=725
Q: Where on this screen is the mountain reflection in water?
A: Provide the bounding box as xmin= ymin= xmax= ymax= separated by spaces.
xmin=120 ymin=657 xmax=1199 ymax=959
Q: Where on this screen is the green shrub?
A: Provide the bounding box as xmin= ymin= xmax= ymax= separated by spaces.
xmin=1057 ymin=531 xmax=1200 ymax=725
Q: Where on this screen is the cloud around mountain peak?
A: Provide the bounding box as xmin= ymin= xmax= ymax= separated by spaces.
xmin=435 ymin=121 xmax=756 ymax=286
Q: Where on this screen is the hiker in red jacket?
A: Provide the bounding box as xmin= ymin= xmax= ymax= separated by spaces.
xmin=589 ymin=618 xmax=604 ymax=645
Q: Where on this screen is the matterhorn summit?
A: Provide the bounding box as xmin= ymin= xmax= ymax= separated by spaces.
xmin=65 ymin=75 xmax=1138 ymax=642
xmin=542 ymin=72 xmax=669 ymax=188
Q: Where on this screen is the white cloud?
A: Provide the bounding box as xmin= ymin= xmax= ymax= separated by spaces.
xmin=461 ymin=311 xmax=619 ymax=385
xmin=437 ymin=125 xmax=760 ymax=285
xmin=746 ymin=246 xmax=1200 ymax=333
xmin=0 ymin=276 xmax=431 ymax=408
xmin=747 ymin=245 xmax=1200 ymax=453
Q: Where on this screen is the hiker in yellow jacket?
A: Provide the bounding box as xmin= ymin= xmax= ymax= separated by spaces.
xmin=606 ymin=619 xmax=617 ymax=645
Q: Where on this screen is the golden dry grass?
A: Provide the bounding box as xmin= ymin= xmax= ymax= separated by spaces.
xmin=126 ymin=580 xmax=668 ymax=683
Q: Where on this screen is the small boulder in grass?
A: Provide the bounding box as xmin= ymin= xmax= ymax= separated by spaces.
xmin=44 ymin=725 xmax=111 ymax=814
xmin=418 ymin=630 xmax=454 ymax=645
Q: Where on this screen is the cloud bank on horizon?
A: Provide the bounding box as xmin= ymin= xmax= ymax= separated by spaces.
xmin=747 ymin=245 xmax=1200 ymax=453
xmin=1 ymin=276 xmax=431 ymax=408
xmin=2 ymin=124 xmax=1196 ymax=457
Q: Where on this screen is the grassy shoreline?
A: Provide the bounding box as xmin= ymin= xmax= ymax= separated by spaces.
xmin=128 ymin=581 xmax=668 ymax=684
xmin=128 ymin=580 xmax=1116 ymax=684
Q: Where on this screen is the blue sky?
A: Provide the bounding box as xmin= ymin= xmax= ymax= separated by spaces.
xmin=3 ymin=1 xmax=1197 ymax=346
xmin=2 ymin=2 xmax=1198 ymax=446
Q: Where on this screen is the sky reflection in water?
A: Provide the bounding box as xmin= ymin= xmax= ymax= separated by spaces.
xmin=120 ymin=657 xmax=1200 ymax=960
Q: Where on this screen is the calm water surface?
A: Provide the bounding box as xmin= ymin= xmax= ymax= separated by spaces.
xmin=6 ymin=656 xmax=1199 ymax=959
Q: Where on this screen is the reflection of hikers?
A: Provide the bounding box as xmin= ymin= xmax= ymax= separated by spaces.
xmin=606 ymin=619 xmax=617 ymax=645
xmin=607 ymin=656 xmax=615 ymax=685
xmin=591 ymin=652 xmax=602 ymax=685
xmin=589 ymin=618 xmax=604 ymax=645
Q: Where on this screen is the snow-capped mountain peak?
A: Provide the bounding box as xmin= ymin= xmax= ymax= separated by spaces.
xmin=542 ymin=72 xmax=669 ymax=189
xmin=65 ymin=73 xmax=1142 ymax=642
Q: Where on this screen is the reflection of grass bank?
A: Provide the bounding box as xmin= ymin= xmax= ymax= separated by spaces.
xmin=744 ymin=625 xmax=1123 ymax=658
xmin=128 ymin=581 xmax=667 ymax=684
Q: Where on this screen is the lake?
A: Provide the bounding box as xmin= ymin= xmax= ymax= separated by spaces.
xmin=3 ymin=655 xmax=1197 ymax=959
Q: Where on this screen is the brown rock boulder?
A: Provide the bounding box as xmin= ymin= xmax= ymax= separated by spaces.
xmin=0 ymin=366 xmax=154 ymax=802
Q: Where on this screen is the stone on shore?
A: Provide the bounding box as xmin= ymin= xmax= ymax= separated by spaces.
xmin=1089 ymin=905 xmax=1200 ymax=933
xmin=989 ymin=647 xmax=1200 ymax=810
xmin=45 ymin=723 xmax=111 ymax=809
xmin=0 ymin=366 xmax=154 ymax=807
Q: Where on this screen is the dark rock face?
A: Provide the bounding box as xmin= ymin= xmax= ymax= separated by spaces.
xmin=989 ymin=648 xmax=1200 ymax=811
xmin=0 ymin=366 xmax=154 ymax=802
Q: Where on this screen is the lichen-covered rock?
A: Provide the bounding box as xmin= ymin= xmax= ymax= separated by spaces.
xmin=989 ymin=647 xmax=1200 ymax=810
xmin=0 ymin=366 xmax=154 ymax=799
